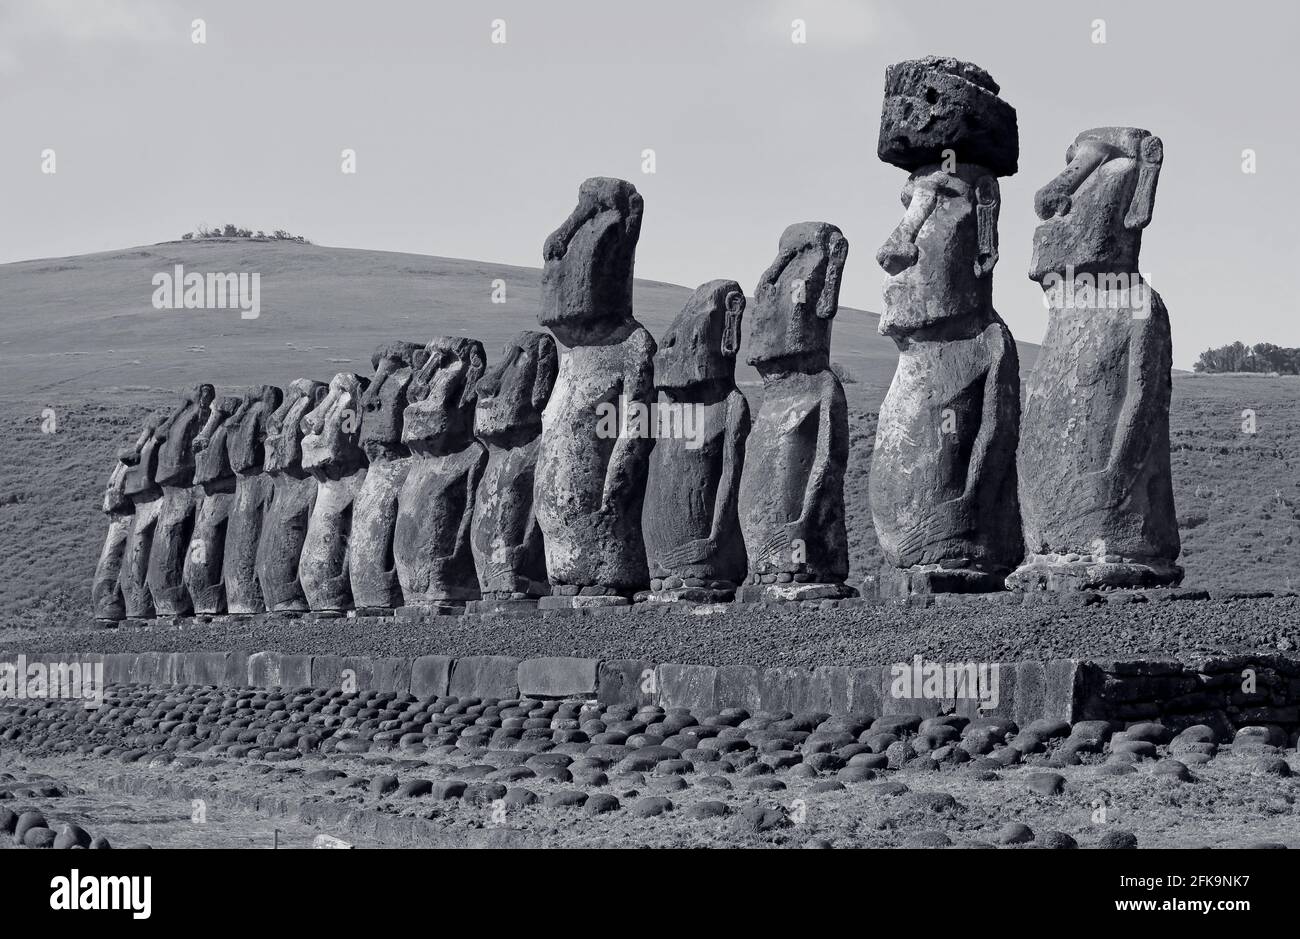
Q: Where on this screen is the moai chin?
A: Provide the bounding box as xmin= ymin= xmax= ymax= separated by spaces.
xmin=1009 ymin=126 xmax=1181 ymax=591
xmin=299 ymin=372 xmax=371 ymax=613
xmin=393 ymin=337 xmax=487 ymax=612
xmin=117 ymin=409 xmax=167 ymax=619
xmin=256 ymin=378 xmax=327 ymax=613
xmin=869 ymin=56 xmax=1023 ymax=597
xmin=183 ymin=394 xmax=241 ymax=615
xmin=736 ymin=223 xmax=855 ymax=602
xmin=350 ymin=341 xmax=425 ymax=613
xmin=644 ymin=280 xmax=751 ymax=603
xmin=535 ymin=177 xmax=656 ymax=606
xmin=222 ymin=385 xmax=282 ymax=614
xmin=469 ymin=331 xmax=558 ymax=613
xmin=145 ymin=384 xmax=214 ymax=617
xmin=92 ymin=436 xmax=143 ymax=624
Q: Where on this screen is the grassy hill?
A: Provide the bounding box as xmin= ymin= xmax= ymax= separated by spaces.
xmin=0 ymin=240 xmax=1295 ymax=626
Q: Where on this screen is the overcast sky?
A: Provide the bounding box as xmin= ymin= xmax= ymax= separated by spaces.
xmin=2 ymin=0 xmax=1295 ymax=367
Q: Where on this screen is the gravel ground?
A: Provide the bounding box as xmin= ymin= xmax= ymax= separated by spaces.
xmin=2 ymin=595 xmax=1297 ymax=666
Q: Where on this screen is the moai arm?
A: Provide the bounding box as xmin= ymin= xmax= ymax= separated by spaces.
xmin=796 ymin=377 xmax=842 ymax=535
xmin=600 ymin=332 xmax=656 ymax=515
xmin=1099 ymin=289 xmax=1169 ymax=494
xmin=441 ymin=449 xmax=487 ymax=566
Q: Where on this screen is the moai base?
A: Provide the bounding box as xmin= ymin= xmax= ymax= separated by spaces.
xmin=222 ymin=386 xmax=282 ymax=615
xmin=1009 ymin=126 xmax=1180 ymax=592
xmin=535 ymin=177 xmax=656 ymax=608
xmin=146 ymin=385 xmax=213 ymax=617
xmin=870 ymin=56 xmax=1023 ymax=597
xmin=183 ymin=395 xmax=240 ymax=614
xmin=468 ymin=331 xmax=558 ymax=615
xmin=643 ymin=280 xmax=750 ymax=605
xmin=736 ymin=223 xmax=855 ymax=604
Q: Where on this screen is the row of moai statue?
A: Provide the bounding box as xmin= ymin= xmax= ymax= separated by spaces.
xmin=91 ymin=56 xmax=1181 ymax=621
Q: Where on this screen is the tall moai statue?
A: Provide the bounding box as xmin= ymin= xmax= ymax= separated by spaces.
xmin=183 ymin=395 xmax=241 ymax=615
xmin=737 ymin=223 xmax=855 ymax=602
xmin=146 ymin=384 xmax=214 ymax=617
xmin=394 ymin=337 xmax=487 ymax=612
xmin=351 ymin=341 xmax=425 ymax=613
xmin=870 ymin=56 xmax=1023 ymax=595
xmin=256 ymin=378 xmax=327 ymax=613
xmin=645 ymin=280 xmax=751 ymax=603
xmin=1009 ymin=127 xmax=1180 ymax=590
xmin=92 ymin=443 xmax=141 ymax=624
xmin=470 ymin=331 xmax=558 ymax=613
xmin=118 ymin=409 xmax=167 ymax=619
xmin=222 ymin=385 xmax=283 ymax=614
xmin=535 ymin=177 xmax=656 ymax=607
xmin=299 ymin=372 xmax=370 ymax=613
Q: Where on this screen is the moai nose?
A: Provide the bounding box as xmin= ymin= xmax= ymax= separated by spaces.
xmin=876 ymin=237 xmax=919 ymax=276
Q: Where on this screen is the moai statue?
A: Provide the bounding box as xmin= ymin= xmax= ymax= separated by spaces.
xmin=350 ymin=341 xmax=425 ymax=613
xmin=870 ymin=56 xmax=1023 ymax=595
xmin=182 ymin=395 xmax=241 ymax=615
xmin=222 ymin=385 xmax=283 ymax=614
xmin=469 ymin=331 xmax=559 ymax=613
xmin=118 ymin=410 xmax=167 ymax=619
xmin=737 ymin=223 xmax=855 ymax=602
xmin=393 ymin=337 xmax=487 ymax=612
xmin=299 ymin=372 xmax=370 ymax=613
xmin=145 ymin=384 xmax=214 ymax=617
xmin=534 ymin=177 xmax=656 ymax=607
xmin=644 ymin=280 xmax=750 ymax=603
xmin=256 ymin=378 xmax=327 ymax=613
xmin=91 ymin=448 xmax=139 ymax=624
xmin=1009 ymin=127 xmax=1180 ymax=590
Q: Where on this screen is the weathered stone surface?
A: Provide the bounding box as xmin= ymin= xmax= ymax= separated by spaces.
xmin=245 ymin=651 xmax=312 ymax=689
xmin=536 ymin=177 xmax=655 ymax=596
xmin=644 ymin=280 xmax=750 ymax=602
xmin=257 ymin=379 xmax=326 ymax=612
xmin=410 ymin=655 xmax=453 ymax=699
xmin=351 ymin=342 xmax=423 ymax=611
xmin=183 ymin=394 xmax=240 ymax=614
xmin=92 ymin=445 xmax=136 ymax=622
xmin=871 ymin=91 xmax=1022 ymax=593
xmin=223 ymin=386 xmax=282 ymax=614
xmin=737 ymin=222 xmax=853 ymax=601
xmin=517 ymin=657 xmax=599 ymax=699
xmin=596 ymin=659 xmax=656 ymax=708
xmin=472 ymin=331 xmax=558 ymax=601
xmin=877 ymin=56 xmax=1018 ymax=177
xmin=395 ymin=337 xmax=487 ymax=609
xmin=300 ymin=372 xmax=370 ymax=612
xmin=657 ymin=664 xmax=718 ymax=710
xmin=449 ymin=655 xmax=519 ymax=700
xmin=1012 ymin=127 xmax=1180 ymax=591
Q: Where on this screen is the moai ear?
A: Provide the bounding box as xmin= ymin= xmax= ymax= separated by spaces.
xmin=531 ymin=335 xmax=560 ymax=412
xmin=975 ymin=176 xmax=1000 ymax=278
xmin=721 ymin=289 xmax=745 ymax=357
xmin=1124 ymin=134 xmax=1163 ymax=231
xmin=815 ymin=231 xmax=848 ymax=320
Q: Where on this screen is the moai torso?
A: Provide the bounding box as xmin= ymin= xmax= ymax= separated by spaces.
xmin=118 ymin=410 xmax=166 ymax=618
xmin=534 ymin=177 xmax=656 ymax=602
xmin=394 ymin=337 xmax=487 ymax=610
xmin=1012 ymin=127 xmax=1179 ymax=590
xmin=92 ymin=444 xmax=138 ymax=623
xmin=146 ymin=384 xmax=214 ymax=616
xmin=351 ymin=341 xmax=424 ymax=612
xmin=736 ymin=222 xmax=853 ymax=601
xmin=183 ymin=395 xmax=240 ymax=614
xmin=644 ymin=280 xmax=750 ymax=601
xmin=471 ymin=331 xmax=558 ymax=607
xmin=869 ymin=56 xmax=1022 ymax=595
xmin=299 ymin=372 xmax=370 ymax=612
xmin=257 ymin=379 xmax=326 ymax=612
xmin=222 ymin=385 xmax=282 ymax=614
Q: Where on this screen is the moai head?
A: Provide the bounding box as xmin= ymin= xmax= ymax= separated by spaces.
xmin=301 ymin=372 xmax=370 ymax=475
xmin=358 ymin=341 xmax=424 ymax=461
xmin=155 ymin=383 xmax=215 ymax=486
xmin=192 ymin=395 xmax=242 ymax=485
xmin=263 ymin=379 xmax=328 ymax=475
xmin=474 ymin=331 xmax=558 ymax=446
xmin=876 ymin=164 xmax=1002 ymax=337
xmin=1030 ymin=127 xmax=1163 ymax=282
xmin=403 ymin=337 xmax=485 ymax=455
xmin=655 ymin=280 xmax=745 ymax=391
xmin=103 ymin=460 xmax=131 ymax=514
xmin=747 ymin=223 xmax=848 ymax=371
xmin=225 ymin=385 xmax=283 ymax=475
xmin=540 ymin=176 xmax=643 ymax=347
xmin=120 ymin=408 xmax=166 ymax=499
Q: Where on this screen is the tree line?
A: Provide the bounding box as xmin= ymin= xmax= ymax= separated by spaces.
xmin=1194 ymin=341 xmax=1300 ymax=375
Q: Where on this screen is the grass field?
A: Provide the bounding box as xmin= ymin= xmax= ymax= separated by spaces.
xmin=0 ymin=240 xmax=1295 ymax=625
